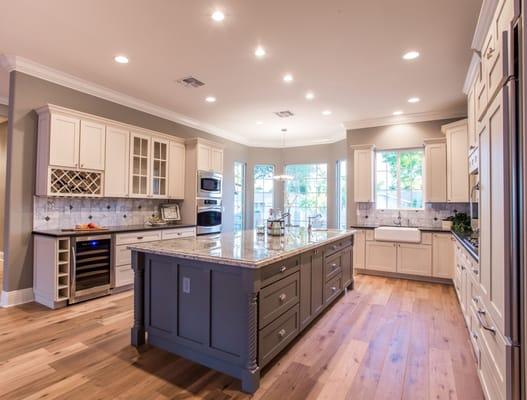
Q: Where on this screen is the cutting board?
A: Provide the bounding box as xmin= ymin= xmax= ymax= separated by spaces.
xmin=61 ymin=228 xmax=109 ymax=232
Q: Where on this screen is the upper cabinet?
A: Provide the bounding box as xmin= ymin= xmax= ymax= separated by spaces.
xmin=467 ymin=82 xmax=478 ymax=151
xmin=442 ymin=120 xmax=469 ymax=202
xmin=36 ymin=104 xmax=186 ymax=199
xmin=197 ymin=142 xmax=224 ymax=174
xmin=424 ymin=138 xmax=447 ymax=203
xmin=352 ymin=145 xmax=375 ymax=202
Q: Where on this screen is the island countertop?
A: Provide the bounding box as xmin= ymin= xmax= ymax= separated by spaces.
xmin=128 ymin=228 xmax=356 ymax=268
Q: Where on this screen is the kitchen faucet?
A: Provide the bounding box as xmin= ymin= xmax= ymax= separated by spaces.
xmin=308 ymin=214 xmax=322 ymax=232
xmin=393 ymin=211 xmax=402 ymax=226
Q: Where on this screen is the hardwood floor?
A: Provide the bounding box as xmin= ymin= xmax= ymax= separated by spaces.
xmin=0 ymin=275 xmax=484 ymax=399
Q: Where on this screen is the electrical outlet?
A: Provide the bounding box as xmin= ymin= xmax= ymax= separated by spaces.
xmin=182 ymin=277 xmax=191 ymax=294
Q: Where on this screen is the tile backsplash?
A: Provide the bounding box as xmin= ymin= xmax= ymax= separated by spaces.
xmin=33 ymin=197 xmax=174 ymax=230
xmin=356 ymin=203 xmax=469 ymax=228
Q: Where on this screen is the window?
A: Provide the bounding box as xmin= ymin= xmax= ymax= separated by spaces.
xmin=284 ymin=164 xmax=327 ymax=228
xmin=253 ymin=164 xmax=274 ymax=227
xmin=337 ymin=160 xmax=347 ymax=229
xmin=234 ymin=162 xmax=246 ymax=231
xmin=375 ymin=148 xmax=423 ymax=209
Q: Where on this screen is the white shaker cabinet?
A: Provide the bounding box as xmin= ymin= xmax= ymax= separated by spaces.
xmin=151 ymin=137 xmax=169 ymax=198
xmin=432 ymin=233 xmax=455 ymax=278
xmin=365 ymin=241 xmax=397 ymax=272
xmin=424 ymin=139 xmax=447 ymax=202
xmin=352 ymin=229 xmax=366 ymax=269
xmin=105 ymin=126 xmax=130 ymax=197
xmin=197 ymin=143 xmax=224 ymax=174
xmin=48 ymin=113 xmax=80 ymax=168
xmin=443 ymin=119 xmax=469 ymax=202
xmin=211 ymin=147 xmax=224 ymax=174
xmin=353 ymin=145 xmax=375 ymax=202
xmin=397 ymin=243 xmax=432 ymax=276
xmin=129 ymin=132 xmax=151 ymax=197
xmin=168 ymin=141 xmax=186 ymax=199
xmin=79 ymin=120 xmax=106 ymax=170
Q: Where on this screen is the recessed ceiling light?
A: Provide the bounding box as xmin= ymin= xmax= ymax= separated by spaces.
xmin=322 ymin=110 xmax=332 ymax=116
xmin=408 ymin=97 xmax=420 ymax=103
xmin=114 ymin=55 xmax=129 ymax=64
xmin=255 ymin=46 xmax=266 ymax=58
xmin=256 ymin=121 xmax=263 ymax=125
xmin=393 ymin=110 xmax=403 ymax=116
xmin=211 ymin=10 xmax=225 ymax=22
xmin=305 ymin=91 xmax=315 ymax=100
xmin=283 ymin=74 xmax=294 ymax=83
xmin=402 ymin=51 xmax=420 ymax=60
xmin=205 ymin=96 xmax=216 ymax=103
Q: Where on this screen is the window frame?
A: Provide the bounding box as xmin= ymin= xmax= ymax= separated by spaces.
xmin=336 ymin=159 xmax=347 ymax=229
xmin=253 ymin=163 xmax=275 ymax=228
xmin=374 ymin=147 xmax=424 ymax=211
xmin=233 ymin=161 xmax=246 ymax=232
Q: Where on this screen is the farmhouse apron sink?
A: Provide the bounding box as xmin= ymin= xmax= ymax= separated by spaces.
xmin=374 ymin=226 xmax=421 ymax=243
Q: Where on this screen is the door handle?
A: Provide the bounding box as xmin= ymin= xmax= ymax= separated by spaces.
xmin=278 ymin=329 xmax=286 ymax=338
xmin=476 ymin=309 xmax=496 ymax=335
xmin=280 ymin=265 xmax=287 ymax=273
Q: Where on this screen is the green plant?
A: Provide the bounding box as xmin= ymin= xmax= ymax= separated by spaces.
xmin=449 ymin=212 xmax=471 ymax=234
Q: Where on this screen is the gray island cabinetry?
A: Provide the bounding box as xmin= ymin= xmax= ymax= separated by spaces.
xmin=129 ymin=229 xmax=355 ymax=393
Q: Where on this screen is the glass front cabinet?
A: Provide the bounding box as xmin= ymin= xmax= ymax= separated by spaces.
xmin=151 ymin=138 xmax=169 ymax=197
xmin=130 ymin=132 xmax=151 ymax=197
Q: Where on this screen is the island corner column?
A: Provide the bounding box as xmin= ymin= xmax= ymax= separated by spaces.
xmin=131 ymin=250 xmax=146 ymax=346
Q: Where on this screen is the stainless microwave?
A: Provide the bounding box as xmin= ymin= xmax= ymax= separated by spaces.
xmin=197 ymin=170 xmax=222 ymax=198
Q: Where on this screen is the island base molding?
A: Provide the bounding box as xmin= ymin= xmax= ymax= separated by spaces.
xmin=130 ymin=232 xmax=354 ymax=393
xmin=355 ymin=268 xmax=452 ymax=285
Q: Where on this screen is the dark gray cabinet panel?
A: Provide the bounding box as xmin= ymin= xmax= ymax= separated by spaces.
xmin=260 ymin=256 xmax=300 ymax=287
xmin=324 ymin=273 xmax=343 ymax=305
xmin=311 ymin=249 xmax=324 ymax=316
xmin=178 ymin=264 xmax=210 ymax=345
xmin=342 ymin=247 xmax=353 ymax=287
xmin=325 ymin=252 xmax=342 ymax=281
xmin=259 ymin=272 xmax=299 ymax=328
xmin=300 ymin=252 xmax=313 ymax=328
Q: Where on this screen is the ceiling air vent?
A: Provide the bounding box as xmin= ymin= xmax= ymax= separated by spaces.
xmin=177 ymin=76 xmax=205 ymax=88
xmin=274 ymin=110 xmax=295 ymax=118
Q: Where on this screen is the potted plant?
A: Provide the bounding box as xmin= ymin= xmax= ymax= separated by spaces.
xmin=442 ymin=212 xmax=472 ymax=233
xmin=442 ymin=216 xmax=454 ymax=230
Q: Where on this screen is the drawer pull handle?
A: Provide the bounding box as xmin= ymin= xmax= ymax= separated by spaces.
xmin=278 ymin=293 xmax=287 ymax=302
xmin=472 ymin=332 xmax=478 ymax=340
xmin=472 ymin=296 xmax=479 ymax=304
xmin=137 ymin=236 xmax=144 ymax=240
xmin=472 ymin=268 xmax=479 ymax=275
xmin=331 ymin=263 xmax=337 ymax=269
xmin=332 ymin=245 xmax=338 ymax=251
xmin=278 ymin=329 xmax=286 ymax=338
xmin=331 ymin=286 xmax=337 ymax=292
xmin=280 ymin=266 xmax=287 ymax=273
xmin=476 ymin=310 xmax=496 ymax=335
xmin=486 ymin=47 xmax=495 ymax=59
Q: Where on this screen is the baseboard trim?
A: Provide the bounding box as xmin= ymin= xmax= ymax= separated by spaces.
xmin=0 ymin=287 xmax=35 ymax=308
xmin=355 ymin=269 xmax=453 ymax=285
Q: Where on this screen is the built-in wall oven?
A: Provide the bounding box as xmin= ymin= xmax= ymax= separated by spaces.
xmin=197 ymin=170 xmax=222 ymax=198
xmin=70 ymin=235 xmax=112 ymax=303
xmin=197 ymin=199 xmax=222 ymax=235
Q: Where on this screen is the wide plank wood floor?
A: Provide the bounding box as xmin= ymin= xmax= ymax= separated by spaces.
xmin=0 ymin=275 xmax=484 ymax=399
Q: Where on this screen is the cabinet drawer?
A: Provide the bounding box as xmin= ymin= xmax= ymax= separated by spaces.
xmin=324 ymin=253 xmax=342 ymax=281
xmin=468 ymin=304 xmax=481 ymax=367
xmin=161 ymin=227 xmax=195 ymax=240
xmin=479 ymin=332 xmax=506 ymax=400
xmin=261 ymin=256 xmax=300 ymax=287
xmin=115 ymin=244 xmax=132 ymax=266
xmin=115 ymin=265 xmax=133 ymax=287
xmin=115 ymin=230 xmax=162 ymax=246
xmin=324 ymin=273 xmax=343 ymax=305
xmin=259 ymin=272 xmax=300 ymax=328
xmin=325 ymin=237 xmax=353 ymax=257
xmin=259 ymin=304 xmax=300 ymax=367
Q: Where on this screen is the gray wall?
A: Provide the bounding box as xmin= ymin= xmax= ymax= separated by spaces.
xmin=4 ymin=71 xmax=250 ymax=292
xmin=246 ymin=140 xmax=347 ymax=229
xmin=346 ymin=118 xmax=461 ymax=226
xmin=0 ymin=122 xmax=6 ymax=251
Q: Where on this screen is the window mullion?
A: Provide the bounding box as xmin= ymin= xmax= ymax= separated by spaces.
xmin=396 ymin=152 xmax=401 ymax=209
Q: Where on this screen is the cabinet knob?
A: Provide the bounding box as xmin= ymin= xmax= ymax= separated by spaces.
xmin=331 ymin=286 xmax=337 ymax=292
xmin=331 ymin=263 xmax=337 ymax=270
xmin=278 ymin=328 xmax=286 ymax=338
xmin=280 ymin=265 xmax=287 ymax=273
xmin=472 ymin=268 xmax=479 ymax=275
xmin=137 ymin=236 xmax=144 ymax=240
xmin=278 ymin=293 xmax=287 ymax=302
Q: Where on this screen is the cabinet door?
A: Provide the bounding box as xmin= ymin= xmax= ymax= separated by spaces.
xmin=353 ymin=148 xmax=374 ymax=202
xmin=341 ymin=248 xmax=352 ymax=287
xmin=365 ymin=241 xmax=397 ymax=272
xmin=104 ymin=126 xmax=129 ymax=197
xmin=79 ymin=120 xmax=106 ymax=170
xmin=353 ymin=230 xmax=366 ymax=268
xmin=299 ymin=251 xmax=313 ymax=329
xmin=49 ymin=113 xmax=80 ymax=168
xmin=425 ymin=142 xmax=447 ymax=202
xmin=397 ymin=243 xmax=432 ymax=276
xmin=446 ymin=124 xmax=469 ymax=202
xmin=211 ymin=148 xmax=224 ymax=174
xmin=151 ymin=138 xmax=169 ymax=198
xmin=432 ymin=233 xmax=455 ymax=278
xmin=467 ymin=86 xmax=477 ymax=151
xmin=197 ymin=144 xmax=211 ymax=171
xmin=311 ymin=249 xmax=324 ymax=316
xmin=168 ymin=142 xmax=185 ymax=199
xmin=130 ymin=133 xmax=150 ymax=197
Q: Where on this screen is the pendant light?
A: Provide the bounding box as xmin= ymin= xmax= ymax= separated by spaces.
xmin=273 ymin=129 xmax=293 ymax=181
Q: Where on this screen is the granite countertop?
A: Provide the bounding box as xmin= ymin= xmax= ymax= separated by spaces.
xmin=350 ymin=224 xmax=451 ymax=233
xmin=128 ymin=228 xmax=356 ymax=268
xmin=33 ymin=224 xmax=197 ymax=237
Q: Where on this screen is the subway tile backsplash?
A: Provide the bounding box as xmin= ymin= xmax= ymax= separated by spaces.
xmin=33 ymin=197 xmax=171 ymax=230
xmin=355 ymin=203 xmax=469 ymax=228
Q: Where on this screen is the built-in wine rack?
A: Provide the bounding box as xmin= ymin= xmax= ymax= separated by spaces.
xmin=48 ymin=168 xmax=103 ymax=197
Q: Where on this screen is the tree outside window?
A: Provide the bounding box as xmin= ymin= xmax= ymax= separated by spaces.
xmin=234 ymin=162 xmax=246 ymax=231
xmin=253 ymin=164 xmax=274 ymax=227
xmin=375 ymin=149 xmax=423 ymax=209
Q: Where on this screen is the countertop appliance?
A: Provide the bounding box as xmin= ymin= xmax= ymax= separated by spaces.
xmin=70 ymin=235 xmax=112 ymax=303
xmin=160 ymin=203 xmax=181 ymax=222
xmin=197 ymin=170 xmax=222 ymax=198
xmin=196 ymin=198 xmax=222 ymax=235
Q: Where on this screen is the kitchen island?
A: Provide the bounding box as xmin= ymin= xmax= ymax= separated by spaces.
xmin=129 ymin=228 xmax=355 ymax=393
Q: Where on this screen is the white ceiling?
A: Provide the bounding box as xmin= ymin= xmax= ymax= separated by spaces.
xmin=0 ymin=0 xmax=481 ymax=147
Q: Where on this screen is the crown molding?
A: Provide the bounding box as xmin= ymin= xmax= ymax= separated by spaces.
xmin=463 ymin=53 xmax=481 ymax=94
xmin=471 ymin=0 xmax=499 ymax=52
xmin=441 ymin=118 xmax=468 ymax=133
xmin=0 ymin=96 xmax=8 ymax=105
xmin=344 ymin=110 xmax=467 ymax=131
xmin=248 ymin=131 xmax=346 ymax=148
xmin=0 ymin=54 xmax=250 ymax=146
